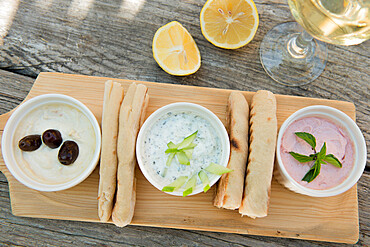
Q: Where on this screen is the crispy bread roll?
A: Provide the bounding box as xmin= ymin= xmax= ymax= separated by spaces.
xmin=98 ymin=80 xmax=124 ymax=222
xmin=112 ymin=83 xmax=149 ymax=227
xmin=214 ymin=92 xmax=249 ymax=209
xmin=239 ymin=90 xmax=277 ymax=218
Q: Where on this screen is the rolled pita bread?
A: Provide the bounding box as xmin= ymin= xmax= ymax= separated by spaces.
xmin=98 ymin=80 xmax=124 ymax=222
xmin=239 ymin=90 xmax=277 ymax=218
xmin=112 ymin=83 xmax=149 ymax=227
xmin=214 ymin=92 xmax=249 ymax=209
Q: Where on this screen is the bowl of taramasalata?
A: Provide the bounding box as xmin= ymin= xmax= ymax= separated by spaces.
xmin=275 ymin=105 xmax=366 ymax=197
xmin=136 ymin=102 xmax=230 ymax=197
xmin=1 ymin=94 xmax=101 ymax=191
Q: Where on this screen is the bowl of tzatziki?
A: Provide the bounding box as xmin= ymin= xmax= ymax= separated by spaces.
xmin=136 ymin=102 xmax=230 ymax=197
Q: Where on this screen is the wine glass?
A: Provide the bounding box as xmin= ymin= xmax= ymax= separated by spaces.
xmin=259 ymin=0 xmax=370 ymax=86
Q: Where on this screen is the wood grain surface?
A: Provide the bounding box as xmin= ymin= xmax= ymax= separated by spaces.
xmin=0 ymin=72 xmax=360 ymax=244
xmin=0 ymin=0 xmax=368 ymax=246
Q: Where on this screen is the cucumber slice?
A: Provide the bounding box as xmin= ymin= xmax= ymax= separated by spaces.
xmin=183 ymin=174 xmax=197 ymax=197
xmin=167 ymin=141 xmax=178 ymax=149
xmin=198 ymin=170 xmax=210 ymax=192
xmin=183 ymin=149 xmax=194 ymax=159
xmin=204 ymin=162 xmax=232 ymax=175
xmin=177 ymin=131 xmax=198 ymax=149
xmin=176 ymin=151 xmax=190 ymax=165
xmin=166 ymin=153 xmax=175 ymax=167
xmin=162 ymin=176 xmax=188 ymax=192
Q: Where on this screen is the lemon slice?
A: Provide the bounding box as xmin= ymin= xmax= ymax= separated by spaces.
xmin=200 ymin=0 xmax=259 ymax=49
xmin=152 ymin=21 xmax=201 ymax=76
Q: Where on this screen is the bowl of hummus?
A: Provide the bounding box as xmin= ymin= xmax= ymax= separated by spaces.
xmin=2 ymin=94 xmax=101 ymax=191
xmin=275 ymin=105 xmax=366 ymax=197
xmin=136 ymin=102 xmax=230 ymax=196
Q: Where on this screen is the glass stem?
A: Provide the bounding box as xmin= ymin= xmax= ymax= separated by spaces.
xmin=287 ymin=30 xmax=314 ymax=59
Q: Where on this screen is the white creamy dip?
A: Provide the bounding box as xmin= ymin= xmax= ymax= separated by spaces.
xmin=141 ymin=111 xmax=222 ymax=187
xmin=13 ymin=103 xmax=96 ymax=185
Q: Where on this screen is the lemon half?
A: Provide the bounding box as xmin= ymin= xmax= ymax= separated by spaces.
xmin=200 ymin=0 xmax=259 ymax=49
xmin=153 ymin=21 xmax=201 ymax=76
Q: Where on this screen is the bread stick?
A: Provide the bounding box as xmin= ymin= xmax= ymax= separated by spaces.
xmin=214 ymin=92 xmax=249 ymax=209
xmin=98 ymin=80 xmax=124 ymax=222
xmin=112 ymin=83 xmax=148 ymax=227
xmin=239 ymin=90 xmax=277 ymax=218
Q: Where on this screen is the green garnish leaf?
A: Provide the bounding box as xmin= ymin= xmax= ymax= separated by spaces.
xmin=198 ymin=170 xmax=211 ymax=192
xmin=323 ymin=154 xmax=342 ymax=168
xmin=183 ymin=174 xmax=197 ymax=197
xmin=290 ymin=134 xmax=342 ymax=183
xmin=176 ymin=151 xmax=190 ymax=165
xmin=162 ymin=176 xmax=188 ymax=192
xmin=317 ymin=142 xmax=326 ymax=161
xmin=177 ymin=131 xmax=198 ymax=150
xmin=204 ymin=163 xmax=232 ymax=175
xmin=289 ymin=152 xmax=315 ymax=163
xmin=166 ymin=153 xmax=175 ymax=167
xmin=302 ymin=159 xmax=321 ymax=183
xmin=295 ymin=132 xmax=316 ymax=150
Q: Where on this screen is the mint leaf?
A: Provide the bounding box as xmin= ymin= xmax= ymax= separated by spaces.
xmin=198 ymin=170 xmax=211 ymax=192
xmin=176 ymin=151 xmax=190 ymax=165
xmin=162 ymin=176 xmax=188 ymax=192
xmin=177 ymin=131 xmax=198 ymax=150
xmin=317 ymin=142 xmax=326 ymax=161
xmin=295 ymin=132 xmax=316 ymax=150
xmin=302 ymin=159 xmax=321 ymax=183
xmin=205 ymin=163 xmax=232 ymax=175
xmin=323 ymin=154 xmax=342 ymax=168
xmin=289 ymin=152 xmax=315 ymax=163
xmin=183 ymin=174 xmax=197 ymax=197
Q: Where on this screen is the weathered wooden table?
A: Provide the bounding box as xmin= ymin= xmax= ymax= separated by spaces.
xmin=0 ymin=0 xmax=368 ymax=246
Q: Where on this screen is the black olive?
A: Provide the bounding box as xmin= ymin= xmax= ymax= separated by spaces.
xmin=58 ymin=141 xmax=79 ymax=165
xmin=18 ymin=135 xmax=42 ymax=151
xmin=42 ymin=129 xmax=62 ymax=149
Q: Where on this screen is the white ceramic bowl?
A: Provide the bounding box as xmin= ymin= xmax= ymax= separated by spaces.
xmin=275 ymin=105 xmax=366 ymax=197
xmin=136 ymin=102 xmax=230 ymax=196
xmin=2 ymin=94 xmax=101 ymax=192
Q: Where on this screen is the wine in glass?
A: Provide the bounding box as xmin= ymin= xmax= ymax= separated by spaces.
xmin=260 ymin=0 xmax=369 ymax=86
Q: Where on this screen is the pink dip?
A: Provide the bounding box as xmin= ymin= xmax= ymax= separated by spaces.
xmin=280 ymin=117 xmax=354 ymax=190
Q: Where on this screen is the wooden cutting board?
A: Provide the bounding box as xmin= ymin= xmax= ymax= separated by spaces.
xmin=0 ymin=72 xmax=359 ymax=244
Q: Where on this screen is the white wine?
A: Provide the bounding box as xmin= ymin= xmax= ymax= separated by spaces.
xmin=288 ymin=0 xmax=370 ymax=45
